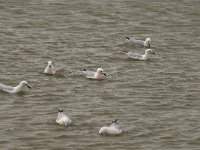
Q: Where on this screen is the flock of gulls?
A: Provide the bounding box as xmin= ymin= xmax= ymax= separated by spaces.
xmin=0 ymin=36 xmax=155 ymax=135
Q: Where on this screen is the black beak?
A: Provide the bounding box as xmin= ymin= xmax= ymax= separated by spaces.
xmin=104 ymin=73 xmax=106 ymax=76
xmin=112 ymin=119 xmax=118 ymax=123
xmin=27 ymin=84 xmax=31 ymax=89
xmin=58 ymin=110 xmax=63 ymax=113
xmin=153 ymin=52 xmax=155 ymax=55
xmin=126 ymin=36 xmax=130 ymax=40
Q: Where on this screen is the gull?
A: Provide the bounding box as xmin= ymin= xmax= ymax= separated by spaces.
xmin=56 ymin=110 xmax=72 ymax=127
xmin=44 ymin=61 xmax=56 ymax=75
xmin=0 ymin=81 xmax=31 ymax=94
xmin=83 ymin=68 xmax=106 ymax=80
xmin=126 ymin=49 xmax=155 ymax=61
xmin=99 ymin=119 xmax=122 ymax=135
xmin=126 ymin=37 xmax=151 ymax=48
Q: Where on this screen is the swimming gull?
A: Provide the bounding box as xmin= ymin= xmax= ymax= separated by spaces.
xmin=83 ymin=68 xmax=106 ymax=80
xmin=44 ymin=61 xmax=56 ymax=75
xmin=0 ymin=81 xmax=31 ymax=94
xmin=126 ymin=37 xmax=151 ymax=48
xmin=126 ymin=49 xmax=155 ymax=61
xmin=56 ymin=110 xmax=72 ymax=127
xmin=99 ymin=119 xmax=122 ymax=135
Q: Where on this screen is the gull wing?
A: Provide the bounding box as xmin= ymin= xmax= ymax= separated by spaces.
xmin=0 ymin=83 xmax=14 ymax=93
xmin=83 ymin=70 xmax=95 ymax=78
xmin=126 ymin=51 xmax=143 ymax=60
xmin=129 ymin=38 xmax=145 ymax=47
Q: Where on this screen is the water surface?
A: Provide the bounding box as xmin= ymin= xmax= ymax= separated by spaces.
xmin=0 ymin=0 xmax=200 ymax=149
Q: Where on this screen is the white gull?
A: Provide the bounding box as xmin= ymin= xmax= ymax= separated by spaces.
xmin=44 ymin=61 xmax=56 ymax=75
xmin=56 ymin=110 xmax=72 ymax=127
xmin=126 ymin=49 xmax=155 ymax=61
xmin=99 ymin=119 xmax=122 ymax=135
xmin=126 ymin=37 xmax=151 ymax=48
xmin=0 ymin=81 xmax=31 ymax=94
xmin=83 ymin=68 xmax=106 ymax=80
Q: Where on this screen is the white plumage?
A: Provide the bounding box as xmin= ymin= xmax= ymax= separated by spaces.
xmin=83 ymin=68 xmax=106 ymax=80
xmin=56 ymin=110 xmax=72 ymax=127
xmin=99 ymin=119 xmax=122 ymax=135
xmin=44 ymin=61 xmax=56 ymax=75
xmin=0 ymin=81 xmax=31 ymax=94
xmin=126 ymin=37 xmax=151 ymax=48
xmin=126 ymin=49 xmax=155 ymax=61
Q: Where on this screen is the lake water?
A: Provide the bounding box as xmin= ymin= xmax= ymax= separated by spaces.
xmin=0 ymin=0 xmax=200 ymax=149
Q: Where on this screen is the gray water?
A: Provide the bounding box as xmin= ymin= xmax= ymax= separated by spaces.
xmin=0 ymin=0 xmax=200 ymax=149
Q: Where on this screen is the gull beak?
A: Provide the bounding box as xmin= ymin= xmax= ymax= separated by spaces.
xmin=112 ymin=119 xmax=118 ymax=123
xmin=58 ymin=110 xmax=63 ymax=113
xmin=104 ymin=73 xmax=107 ymax=76
xmin=27 ymin=84 xmax=31 ymax=89
xmin=49 ymin=62 xmax=54 ymax=68
xmin=153 ymin=52 xmax=155 ymax=55
xmin=126 ymin=36 xmax=130 ymax=40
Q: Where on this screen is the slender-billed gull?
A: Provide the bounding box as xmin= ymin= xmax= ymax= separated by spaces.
xmin=99 ymin=119 xmax=122 ymax=135
xmin=83 ymin=68 xmax=106 ymax=80
xmin=44 ymin=61 xmax=56 ymax=75
xmin=126 ymin=37 xmax=151 ymax=48
xmin=56 ymin=110 xmax=72 ymax=127
xmin=126 ymin=49 xmax=155 ymax=61
xmin=0 ymin=81 xmax=31 ymax=94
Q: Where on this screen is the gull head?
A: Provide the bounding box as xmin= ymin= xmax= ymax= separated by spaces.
xmin=145 ymin=38 xmax=151 ymax=47
xmin=145 ymin=49 xmax=155 ymax=55
xmin=145 ymin=37 xmax=151 ymax=43
xmin=20 ymin=81 xmax=31 ymax=89
xmin=97 ymin=68 xmax=106 ymax=76
xmin=48 ymin=61 xmax=54 ymax=68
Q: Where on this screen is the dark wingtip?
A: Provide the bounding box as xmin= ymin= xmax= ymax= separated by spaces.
xmin=58 ymin=110 xmax=63 ymax=113
xmin=112 ymin=119 xmax=118 ymax=123
xmin=83 ymin=69 xmax=86 ymax=71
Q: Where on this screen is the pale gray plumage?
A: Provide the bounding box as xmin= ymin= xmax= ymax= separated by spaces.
xmin=0 ymin=81 xmax=31 ymax=94
xmin=126 ymin=37 xmax=151 ymax=48
xmin=83 ymin=68 xmax=106 ymax=80
xmin=56 ymin=110 xmax=72 ymax=127
xmin=126 ymin=49 xmax=155 ymax=61
xmin=99 ymin=119 xmax=122 ymax=135
xmin=44 ymin=61 xmax=56 ymax=75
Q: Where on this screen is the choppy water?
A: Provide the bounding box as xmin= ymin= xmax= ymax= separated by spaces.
xmin=0 ymin=0 xmax=200 ymax=149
